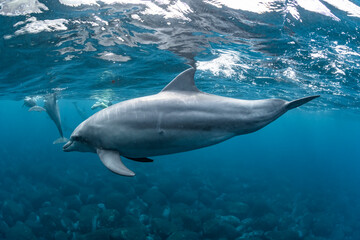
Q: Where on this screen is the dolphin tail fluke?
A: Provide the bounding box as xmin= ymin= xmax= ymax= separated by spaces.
xmin=286 ymin=95 xmax=320 ymax=110
xmin=29 ymin=106 xmax=45 ymax=112
xmin=97 ymin=149 xmax=135 ymax=177
xmin=53 ymin=137 xmax=69 ymax=144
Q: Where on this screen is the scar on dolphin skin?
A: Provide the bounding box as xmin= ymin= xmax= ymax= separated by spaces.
xmin=63 ymin=68 xmax=319 ymax=177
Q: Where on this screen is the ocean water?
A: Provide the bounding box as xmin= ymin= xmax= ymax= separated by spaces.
xmin=1 ymin=0 xmax=360 ymax=239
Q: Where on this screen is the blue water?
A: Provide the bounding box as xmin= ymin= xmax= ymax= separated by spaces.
xmin=1 ymin=0 xmax=360 ymax=239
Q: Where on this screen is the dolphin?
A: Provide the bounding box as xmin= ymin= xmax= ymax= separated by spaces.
xmin=91 ymin=100 xmax=112 ymax=110
xmin=72 ymin=102 xmax=88 ymax=120
xmin=63 ymin=68 xmax=319 ymax=177
xmin=43 ymin=94 xmax=68 ymax=144
xmin=24 ymin=96 xmax=45 ymax=112
xmin=23 ymin=96 xmax=36 ymax=108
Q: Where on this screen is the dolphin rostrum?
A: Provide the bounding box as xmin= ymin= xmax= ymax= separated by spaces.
xmin=43 ymin=93 xmax=68 ymax=144
xmin=63 ymin=68 xmax=319 ymax=177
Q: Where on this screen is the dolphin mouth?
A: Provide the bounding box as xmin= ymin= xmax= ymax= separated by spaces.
xmin=63 ymin=140 xmax=73 ymax=152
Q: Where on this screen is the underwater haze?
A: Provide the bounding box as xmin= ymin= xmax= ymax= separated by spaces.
xmin=1 ymin=0 xmax=360 ymax=239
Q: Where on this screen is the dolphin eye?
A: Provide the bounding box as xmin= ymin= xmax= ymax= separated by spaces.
xmin=72 ymin=136 xmax=87 ymax=143
xmin=72 ymin=136 xmax=81 ymax=141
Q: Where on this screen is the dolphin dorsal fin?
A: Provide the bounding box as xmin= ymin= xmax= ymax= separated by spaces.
xmin=161 ymin=68 xmax=199 ymax=93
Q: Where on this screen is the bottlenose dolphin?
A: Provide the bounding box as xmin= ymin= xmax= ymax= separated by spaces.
xmin=43 ymin=94 xmax=68 ymax=144
xmin=23 ymin=96 xmax=36 ymax=108
xmin=24 ymin=96 xmax=45 ymax=112
xmin=63 ymin=68 xmax=319 ymax=177
xmin=91 ymin=100 xmax=112 ymax=110
xmin=72 ymin=102 xmax=88 ymax=120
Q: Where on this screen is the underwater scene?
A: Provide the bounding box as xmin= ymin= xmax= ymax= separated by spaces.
xmin=1 ymin=0 xmax=360 ymax=239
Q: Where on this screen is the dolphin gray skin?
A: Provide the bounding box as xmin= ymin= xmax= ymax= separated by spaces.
xmin=24 ymin=96 xmax=45 ymax=112
xmin=63 ymin=68 xmax=319 ymax=177
xmin=44 ymin=94 xmax=68 ymax=144
xmin=91 ymin=100 xmax=112 ymax=110
xmin=23 ymin=96 xmax=36 ymax=108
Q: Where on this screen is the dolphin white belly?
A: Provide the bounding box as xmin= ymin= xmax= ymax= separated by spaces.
xmin=63 ymin=68 xmax=319 ymax=176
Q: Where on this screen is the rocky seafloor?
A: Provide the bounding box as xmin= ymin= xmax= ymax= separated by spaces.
xmin=0 ymin=150 xmax=359 ymax=240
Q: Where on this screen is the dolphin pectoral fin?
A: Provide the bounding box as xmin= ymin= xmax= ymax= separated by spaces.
xmin=125 ymin=156 xmax=154 ymax=162
xmin=28 ymin=106 xmax=45 ymax=112
xmin=53 ymin=137 xmax=69 ymax=144
xmin=286 ymin=95 xmax=320 ymax=110
xmin=97 ymin=149 xmax=135 ymax=177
